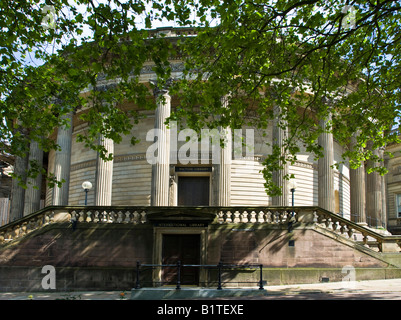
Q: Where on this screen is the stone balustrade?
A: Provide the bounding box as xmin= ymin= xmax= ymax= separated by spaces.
xmin=1 ymin=205 xmax=401 ymax=253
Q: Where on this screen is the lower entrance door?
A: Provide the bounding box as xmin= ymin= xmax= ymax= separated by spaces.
xmin=162 ymin=234 xmax=200 ymax=285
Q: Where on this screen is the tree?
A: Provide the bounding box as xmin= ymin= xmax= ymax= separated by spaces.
xmin=1 ymin=0 xmax=400 ymax=195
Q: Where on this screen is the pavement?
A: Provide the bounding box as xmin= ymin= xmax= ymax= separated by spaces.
xmin=0 ymin=278 xmax=401 ymax=300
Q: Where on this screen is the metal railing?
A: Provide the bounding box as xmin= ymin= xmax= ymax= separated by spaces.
xmin=134 ymin=261 xmax=265 ymax=290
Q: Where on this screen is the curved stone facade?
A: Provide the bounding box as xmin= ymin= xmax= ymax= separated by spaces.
xmin=11 ymin=27 xmax=395 ymax=233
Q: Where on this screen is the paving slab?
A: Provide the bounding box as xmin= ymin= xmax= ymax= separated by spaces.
xmin=0 ymin=278 xmax=400 ymax=300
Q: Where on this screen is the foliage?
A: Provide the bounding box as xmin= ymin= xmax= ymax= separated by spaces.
xmin=1 ymin=0 xmax=400 ymax=195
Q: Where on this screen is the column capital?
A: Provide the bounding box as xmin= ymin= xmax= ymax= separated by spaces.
xmin=150 ymin=79 xmax=173 ymax=97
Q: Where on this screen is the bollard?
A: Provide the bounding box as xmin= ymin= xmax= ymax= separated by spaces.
xmin=259 ymin=264 xmax=264 ymax=290
xmin=135 ymin=261 xmax=141 ymax=289
xmin=217 ymin=261 xmax=223 ymax=290
xmin=176 ymin=261 xmax=181 ymax=290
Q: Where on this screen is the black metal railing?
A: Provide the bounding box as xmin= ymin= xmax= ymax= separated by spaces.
xmin=135 ymin=261 xmax=265 ymax=290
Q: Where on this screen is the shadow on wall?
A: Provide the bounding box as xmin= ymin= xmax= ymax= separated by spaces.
xmin=0 ymin=222 xmax=154 ymax=291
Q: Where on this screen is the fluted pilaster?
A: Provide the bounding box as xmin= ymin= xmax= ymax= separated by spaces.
xmin=95 ymin=135 xmax=114 ymax=206
xmin=318 ymin=115 xmax=335 ymax=212
xmin=151 ymin=84 xmax=171 ymax=206
xmin=272 ymin=105 xmax=289 ymax=206
xmin=349 ymin=132 xmax=366 ymax=224
xmin=23 ymin=140 xmax=43 ymax=215
xmin=217 ymin=127 xmax=231 ymax=206
xmin=52 ymin=112 xmax=73 ymax=205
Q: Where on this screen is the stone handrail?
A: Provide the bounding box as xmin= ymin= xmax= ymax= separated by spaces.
xmin=1 ymin=205 xmax=401 ymax=253
xmin=0 ymin=206 xmax=61 ymax=244
xmin=215 ymin=206 xmax=401 ymax=253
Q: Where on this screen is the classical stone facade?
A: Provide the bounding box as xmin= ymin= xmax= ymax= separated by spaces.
xmin=2 ymin=27 xmax=401 ymax=292
xmin=7 ymin=27 xmax=395 ymax=232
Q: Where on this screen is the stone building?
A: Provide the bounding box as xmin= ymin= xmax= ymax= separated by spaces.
xmin=14 ymin=28 xmax=391 ymax=228
xmin=1 ymin=27 xmax=401 ymax=291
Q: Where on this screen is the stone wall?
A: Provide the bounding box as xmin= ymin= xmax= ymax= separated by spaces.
xmin=0 ymin=221 xmax=398 ymax=291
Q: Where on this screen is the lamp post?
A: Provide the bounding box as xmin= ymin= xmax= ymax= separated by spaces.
xmin=82 ymin=181 xmax=92 ymax=205
xmin=289 ymin=181 xmax=297 ymax=207
xmin=288 ymin=180 xmax=297 ymax=232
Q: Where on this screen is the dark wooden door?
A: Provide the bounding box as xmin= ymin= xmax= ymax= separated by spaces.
xmin=162 ymin=234 xmax=200 ymax=285
xmin=177 ymin=176 xmax=210 ymax=206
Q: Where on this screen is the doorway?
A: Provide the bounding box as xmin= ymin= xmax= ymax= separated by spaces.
xmin=177 ymin=176 xmax=210 ymax=206
xmin=162 ymin=234 xmax=201 ymax=285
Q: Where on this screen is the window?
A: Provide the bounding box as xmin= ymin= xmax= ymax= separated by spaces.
xmin=396 ymin=194 xmax=401 ymax=218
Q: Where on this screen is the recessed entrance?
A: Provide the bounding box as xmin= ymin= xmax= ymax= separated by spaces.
xmin=162 ymin=234 xmax=201 ymax=285
xmin=177 ymin=176 xmax=210 ymax=206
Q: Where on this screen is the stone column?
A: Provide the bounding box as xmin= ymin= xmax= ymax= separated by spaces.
xmin=318 ymin=114 xmax=335 ymax=212
xmin=217 ymin=126 xmax=231 ymax=207
xmin=272 ymin=105 xmax=289 ymax=206
xmin=23 ymin=140 xmax=44 ymax=215
xmin=9 ymin=153 xmax=29 ymax=221
xmin=349 ymin=132 xmax=366 ymax=224
xmin=366 ymin=141 xmax=383 ymax=227
xmin=52 ymin=112 xmax=73 ymax=205
xmin=95 ymin=135 xmax=114 ymax=206
xmin=215 ymin=96 xmax=232 ymax=207
xmin=381 ymin=149 xmax=388 ymax=229
xmin=151 ymin=83 xmax=171 ymax=206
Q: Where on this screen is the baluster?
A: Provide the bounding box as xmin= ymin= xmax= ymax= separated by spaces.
xmin=233 ymin=210 xmax=240 ymax=223
xmin=225 ymin=211 xmax=232 ymax=223
xmin=114 ymin=211 xmax=119 ymax=223
xmin=98 ymin=210 xmax=105 ymax=222
xmin=13 ymin=225 xmax=20 ymax=240
xmin=124 ymin=211 xmax=132 ymax=223
xmin=87 ymin=211 xmax=93 ymax=222
xmin=140 ymin=210 xmax=147 ymax=223
xmin=83 ymin=211 xmax=89 ymax=222
xmin=239 ymin=210 xmax=247 ymax=223
xmin=273 ymin=211 xmax=279 ymax=224
xmin=3 ymin=230 xmax=11 ymax=242
xmin=92 ymin=211 xmax=99 ymax=223
xmin=133 ymin=211 xmax=139 ymax=224
xmin=49 ymin=211 xmax=55 ymax=223
xmin=0 ymin=232 xmax=4 ymax=244
xmin=339 ymin=222 xmax=345 ymax=235
xmin=77 ymin=210 xmax=88 ymax=222
xmin=105 ymin=210 xmax=112 ymax=223
xmin=257 ymin=211 xmax=265 ymax=223
xmin=26 ymin=219 xmax=34 ymax=233
xmin=362 ymin=234 xmax=369 ymax=247
xmin=20 ymin=222 xmax=28 ymax=237
xmin=116 ymin=211 xmax=123 ymax=223
xmin=280 ymin=211 xmax=287 ymax=223
xmin=266 ymin=211 xmax=272 ymax=223
xmin=331 ymin=220 xmax=338 ymax=231
xmin=347 ymin=226 xmax=353 ymax=239
xmin=250 ymin=210 xmax=256 ymax=223
xmin=324 ymin=216 xmax=330 ymax=228
xmin=108 ymin=211 xmax=115 ymax=223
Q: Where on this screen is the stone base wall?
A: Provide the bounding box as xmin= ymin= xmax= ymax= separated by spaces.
xmin=0 ymin=221 xmax=399 ymax=291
